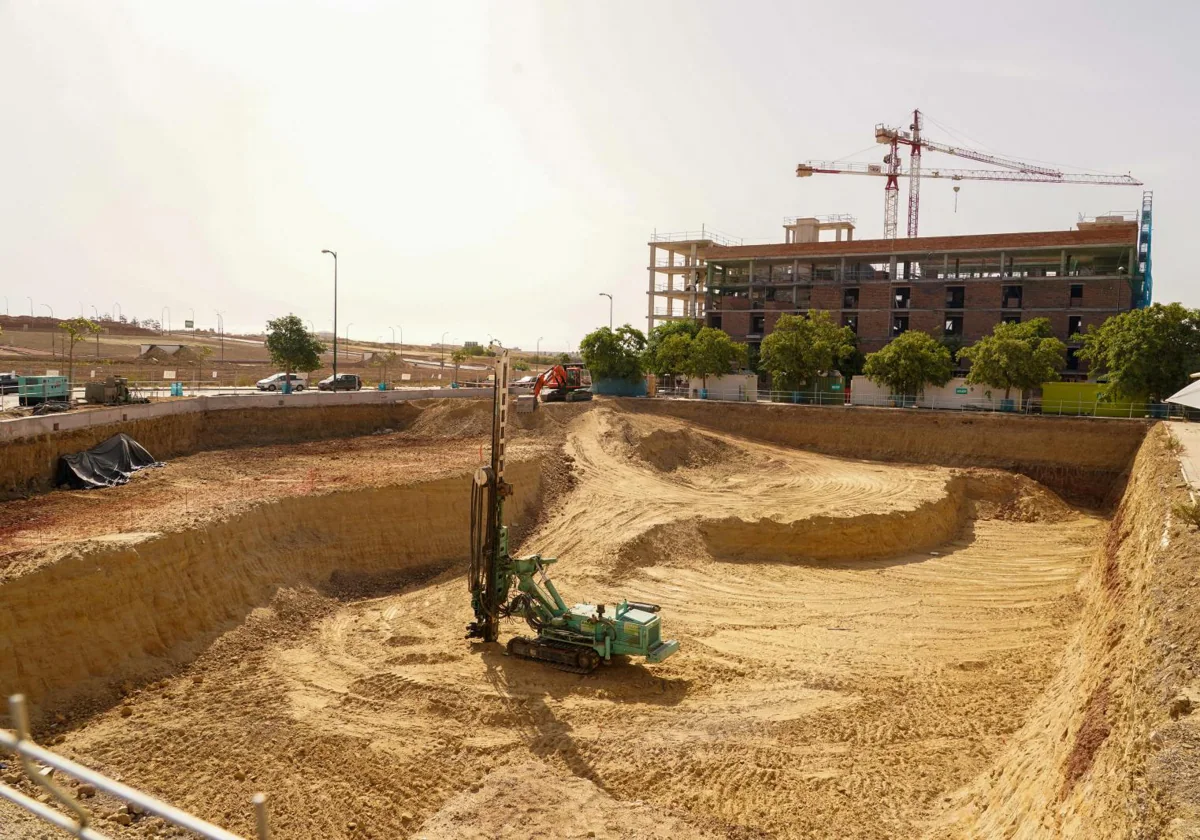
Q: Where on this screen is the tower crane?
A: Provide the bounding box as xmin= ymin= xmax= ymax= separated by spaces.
xmin=797 ymin=109 xmax=1143 ymax=239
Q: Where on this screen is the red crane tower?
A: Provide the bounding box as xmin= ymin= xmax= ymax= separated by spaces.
xmin=798 ymin=109 xmax=1142 ymax=239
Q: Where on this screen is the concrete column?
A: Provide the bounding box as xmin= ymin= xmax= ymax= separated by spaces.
xmin=1060 ymin=250 xmax=1068 ymax=277
xmin=839 ymin=256 xmax=846 ymax=283
xmin=943 ymin=253 xmax=949 ymax=278
xmin=648 ymin=243 xmax=656 ymax=334
xmin=999 ymin=251 xmax=1006 ymax=278
xmin=889 ymin=255 xmax=897 ymax=281
xmin=689 ymin=243 xmax=699 ymax=320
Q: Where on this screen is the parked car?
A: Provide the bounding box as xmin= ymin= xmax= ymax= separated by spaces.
xmin=0 ymin=372 xmax=18 ymax=394
xmin=317 ymin=373 xmax=362 ymax=391
xmin=256 ymin=373 xmax=307 ymax=391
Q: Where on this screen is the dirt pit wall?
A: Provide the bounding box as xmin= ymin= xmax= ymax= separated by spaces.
xmin=618 ymin=399 xmax=1149 ymax=506
xmin=926 ymin=426 xmax=1200 ymax=838
xmin=0 ymin=458 xmax=544 ymax=719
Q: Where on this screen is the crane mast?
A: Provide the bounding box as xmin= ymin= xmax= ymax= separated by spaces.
xmin=798 ymin=109 xmax=1142 ymax=239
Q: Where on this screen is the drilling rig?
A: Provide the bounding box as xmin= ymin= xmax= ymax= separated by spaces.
xmin=466 ymin=351 xmax=678 ymax=672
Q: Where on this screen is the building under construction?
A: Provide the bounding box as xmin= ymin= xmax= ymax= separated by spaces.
xmin=647 ymin=196 xmax=1153 ymax=376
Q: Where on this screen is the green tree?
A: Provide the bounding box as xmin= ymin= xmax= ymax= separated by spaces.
xmin=579 ymin=325 xmax=647 ymax=382
xmin=863 ymin=330 xmax=955 ymax=397
xmin=264 ymin=314 xmax=326 ymax=383
xmin=759 ymin=311 xmax=856 ymax=392
xmin=958 ymin=318 xmax=1066 ymax=400
xmin=512 ymin=360 xmax=530 ymax=372
xmin=645 ymin=319 xmax=702 ymax=370
xmin=1076 ymin=303 xmax=1200 ymax=402
xmin=193 ymin=345 xmax=214 ymax=387
xmin=451 ymin=348 xmax=469 ymax=384
xmin=686 ymin=327 xmax=747 ymax=389
xmin=652 ymin=332 xmax=694 ymax=380
xmin=558 ymin=352 xmax=571 ymax=365
xmin=58 ymin=317 xmax=101 ymax=386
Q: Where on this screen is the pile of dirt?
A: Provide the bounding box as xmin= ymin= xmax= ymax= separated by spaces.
xmin=402 ymin=399 xmax=495 ymax=439
xmin=412 ymin=760 xmax=721 ymax=840
xmin=961 ymin=469 xmax=1077 ymax=522
xmin=635 ymin=428 xmax=736 ymax=472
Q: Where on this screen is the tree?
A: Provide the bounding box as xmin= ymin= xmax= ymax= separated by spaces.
xmin=558 ymin=352 xmax=571 ymax=364
xmin=685 ymin=327 xmax=747 ymax=389
xmin=264 ymin=314 xmax=326 ymax=383
xmin=759 ymin=311 xmax=857 ymax=392
xmin=451 ymin=348 xmax=469 ymax=384
xmin=373 ymin=350 xmax=398 ymax=389
xmin=652 ymin=332 xmax=694 ymax=381
xmin=193 ymin=345 xmax=214 ymax=386
xmin=512 ymin=360 xmax=530 ymax=372
xmin=1076 ymin=303 xmax=1200 ymax=402
xmin=863 ymin=330 xmax=955 ymax=397
xmin=958 ymin=318 xmax=1066 ymax=400
xmin=579 ymin=325 xmax=647 ymax=382
xmin=645 ymin=319 xmax=702 ymax=371
xmin=58 ymin=317 xmax=101 ymax=386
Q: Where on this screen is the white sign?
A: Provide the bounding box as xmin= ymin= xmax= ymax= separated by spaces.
xmin=211 ymin=371 xmax=218 ymax=378
xmin=401 ymin=373 xmax=411 ymax=381
xmin=46 ymin=369 xmax=59 ymax=376
xmin=90 ymin=370 xmax=95 ymax=378
xmin=163 ymin=370 xmax=176 ymax=379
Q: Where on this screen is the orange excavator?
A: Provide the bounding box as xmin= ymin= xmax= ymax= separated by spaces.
xmin=532 ymin=363 xmax=593 ymax=403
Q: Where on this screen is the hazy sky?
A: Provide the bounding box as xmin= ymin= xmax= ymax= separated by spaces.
xmin=1 ymin=0 xmax=1193 ymax=350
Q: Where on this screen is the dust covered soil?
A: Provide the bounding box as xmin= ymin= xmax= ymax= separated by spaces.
xmin=1 ymin=404 xmax=1125 ymax=838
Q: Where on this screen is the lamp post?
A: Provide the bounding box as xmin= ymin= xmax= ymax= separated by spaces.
xmin=439 ymin=330 xmax=450 ymax=373
xmin=27 ymin=297 xmax=33 ymax=317
xmin=189 ymin=307 xmax=196 ymax=339
xmin=321 ymin=249 xmax=338 ymax=383
xmin=599 ymin=292 xmax=613 ymax=330
xmin=41 ymin=304 xmax=54 ymax=359
xmin=215 ymin=311 xmax=225 ymax=362
xmin=536 ymin=336 xmax=543 ymax=367
xmin=113 ymin=302 xmax=122 ymax=321
xmin=90 ymin=304 xmax=98 ymax=319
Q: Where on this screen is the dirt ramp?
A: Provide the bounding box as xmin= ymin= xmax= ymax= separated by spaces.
xmin=701 ymin=479 xmax=967 ymax=563
xmin=635 ymin=428 xmax=737 ymax=472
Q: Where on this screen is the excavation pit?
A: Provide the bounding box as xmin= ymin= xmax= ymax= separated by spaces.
xmin=2 ymin=398 xmax=1193 ymax=839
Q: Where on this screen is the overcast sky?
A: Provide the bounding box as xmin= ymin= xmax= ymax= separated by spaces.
xmin=0 ymin=0 xmax=1192 ymax=350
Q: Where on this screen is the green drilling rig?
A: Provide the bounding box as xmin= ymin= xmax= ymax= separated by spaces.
xmin=466 ymin=351 xmax=678 ymax=672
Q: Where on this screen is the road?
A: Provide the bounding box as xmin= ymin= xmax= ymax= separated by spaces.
xmin=0 ymin=384 xmax=473 ymax=411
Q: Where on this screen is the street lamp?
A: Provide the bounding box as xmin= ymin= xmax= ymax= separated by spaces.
xmin=113 ymin=302 xmax=122 ymax=321
xmin=321 ymin=249 xmax=338 ymax=383
xmin=189 ymin=307 xmax=196 ymax=339
xmin=41 ymin=303 xmax=53 ymax=318
xmin=440 ymin=330 xmax=450 ymax=372
xmin=90 ymin=304 xmax=98 ymax=319
xmin=215 ymin=310 xmax=225 ymax=362
xmin=599 ymin=292 xmax=613 ymax=330
xmin=536 ymin=336 xmax=544 ymax=367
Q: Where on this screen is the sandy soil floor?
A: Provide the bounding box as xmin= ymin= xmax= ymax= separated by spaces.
xmin=0 ymin=404 xmax=1109 ymax=839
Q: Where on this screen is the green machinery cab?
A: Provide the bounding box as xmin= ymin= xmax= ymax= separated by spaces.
xmin=466 ymin=351 xmax=678 ymax=672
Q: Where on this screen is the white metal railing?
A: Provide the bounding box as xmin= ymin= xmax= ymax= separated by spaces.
xmin=650 ymin=228 xmax=743 ymax=247
xmin=0 ymin=694 xmax=270 ymax=839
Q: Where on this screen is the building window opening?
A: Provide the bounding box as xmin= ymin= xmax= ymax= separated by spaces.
xmin=893 ymin=287 xmax=911 ymax=310
xmin=892 ymin=315 xmax=909 ymax=336
xmin=944 ymin=315 xmax=963 ymax=337
xmin=1068 ymin=315 xmax=1082 ymax=337
xmin=1070 ymin=283 xmax=1083 ymax=306
xmin=842 ymin=313 xmax=858 ymax=334
xmin=750 ymin=315 xmax=765 ymax=334
xmin=945 ymin=285 xmax=965 ymax=308
xmin=1002 ymin=285 xmax=1023 ymax=309
xmin=709 ymin=314 xmax=722 ymax=331
xmin=1066 ymin=348 xmax=1080 ymax=371
xmin=843 ymin=287 xmax=860 ymax=309
xmin=1002 ymin=314 xmax=1022 ymax=325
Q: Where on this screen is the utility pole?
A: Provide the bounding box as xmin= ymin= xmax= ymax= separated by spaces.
xmin=321 ymin=250 xmax=338 ymax=383
xmin=440 ymin=330 xmax=450 ymax=374
xmin=599 ymin=292 xmax=613 ymax=329
xmin=536 ymin=336 xmax=543 ymax=367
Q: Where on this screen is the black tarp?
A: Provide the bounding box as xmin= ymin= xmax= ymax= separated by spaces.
xmin=55 ymin=433 xmax=163 ymax=490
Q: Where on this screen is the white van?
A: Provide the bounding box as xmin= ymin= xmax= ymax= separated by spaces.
xmin=256 ymin=373 xmax=307 ymax=391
